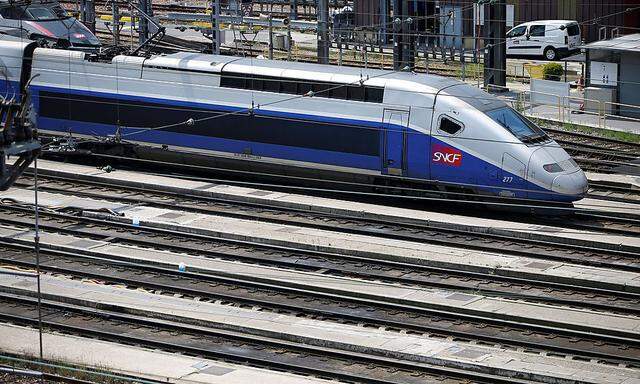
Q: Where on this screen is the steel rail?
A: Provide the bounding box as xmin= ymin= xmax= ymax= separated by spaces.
xmin=1 ymin=244 xmax=638 ymax=366
xmin=2 ymin=212 xmax=638 ymax=316
xmin=0 ymin=292 xmax=540 ymax=384
xmin=13 ymin=173 xmax=640 ymax=271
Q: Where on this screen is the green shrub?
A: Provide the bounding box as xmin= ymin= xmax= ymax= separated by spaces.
xmin=542 ymin=62 xmax=563 ymax=81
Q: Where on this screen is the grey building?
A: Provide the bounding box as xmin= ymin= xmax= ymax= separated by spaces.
xmin=583 ymin=34 xmax=640 ymax=119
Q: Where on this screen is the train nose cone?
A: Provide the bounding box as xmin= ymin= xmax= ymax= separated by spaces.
xmin=551 ymin=170 xmax=589 ymax=197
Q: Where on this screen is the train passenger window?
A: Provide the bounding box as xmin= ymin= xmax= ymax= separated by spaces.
xmin=438 ymin=116 xmax=463 ymax=135
xmin=247 ymin=77 xmax=263 ymax=91
xmin=365 ymin=87 xmax=384 ymax=103
xmin=220 ymin=74 xmax=245 ymax=89
xmin=218 ymin=73 xmax=383 ymax=103
xmin=330 ymin=86 xmax=347 ymax=99
xmin=312 ymin=82 xmax=333 ymax=97
xmin=347 ymin=85 xmax=364 ymax=101
xmin=263 ymin=77 xmax=281 ymax=93
xmin=298 ymin=82 xmax=313 ymax=95
xmin=281 ymin=80 xmax=298 ymax=94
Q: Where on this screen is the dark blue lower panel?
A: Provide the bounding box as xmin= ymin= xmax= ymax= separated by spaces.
xmin=38 ymin=116 xmax=383 ymax=172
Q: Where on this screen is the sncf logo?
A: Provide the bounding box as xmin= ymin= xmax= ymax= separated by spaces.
xmin=432 ymin=144 xmax=463 ymax=167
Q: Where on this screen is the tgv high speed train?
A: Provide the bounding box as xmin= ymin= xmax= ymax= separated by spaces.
xmin=0 ymin=0 xmax=100 ymax=49
xmin=1 ymin=37 xmax=588 ymax=203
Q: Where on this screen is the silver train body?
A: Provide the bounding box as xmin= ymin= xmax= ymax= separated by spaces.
xmin=0 ymin=38 xmax=589 ymax=202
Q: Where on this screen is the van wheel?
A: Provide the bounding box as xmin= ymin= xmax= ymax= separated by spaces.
xmin=544 ymin=47 xmax=557 ymax=61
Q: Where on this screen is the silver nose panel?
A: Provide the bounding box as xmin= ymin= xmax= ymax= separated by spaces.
xmin=551 ymin=170 xmax=589 ymax=196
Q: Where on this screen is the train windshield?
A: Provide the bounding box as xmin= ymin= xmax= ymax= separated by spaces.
xmin=26 ymin=6 xmax=59 ymax=20
xmin=486 ymin=107 xmax=547 ymax=143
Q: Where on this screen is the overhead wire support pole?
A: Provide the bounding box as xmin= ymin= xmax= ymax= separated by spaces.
xmin=483 ymin=0 xmax=506 ymax=91
xmin=317 ymin=0 xmax=329 ymax=64
xmin=379 ymin=0 xmax=388 ymax=44
xmin=138 ymin=0 xmax=148 ymax=44
xmin=392 ymin=0 xmax=401 ymax=71
xmin=401 ymin=0 xmax=414 ymax=71
xmin=211 ymin=0 xmax=220 ymax=54
xmin=392 ymin=0 xmax=414 ymax=71
xmin=112 ymin=0 xmax=119 ymax=47
xmin=81 ymin=0 xmax=96 ymax=33
xmin=34 ymin=156 xmax=44 ymax=367
xmin=289 ymin=0 xmax=297 ymax=20
xmin=286 ymin=20 xmax=292 ymax=60
xmin=268 ymin=14 xmax=273 ymax=59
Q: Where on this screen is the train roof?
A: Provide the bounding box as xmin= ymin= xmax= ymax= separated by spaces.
xmin=124 ymin=51 xmax=506 ymax=111
xmin=140 ymin=52 xmax=462 ymax=93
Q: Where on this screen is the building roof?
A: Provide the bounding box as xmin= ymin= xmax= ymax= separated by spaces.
xmin=581 ymin=33 xmax=640 ymax=52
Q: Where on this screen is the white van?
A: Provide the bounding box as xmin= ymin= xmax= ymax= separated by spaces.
xmin=506 ymin=20 xmax=581 ymax=60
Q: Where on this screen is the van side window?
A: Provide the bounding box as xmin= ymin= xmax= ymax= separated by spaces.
xmin=529 ymin=25 xmax=545 ymax=37
xmin=507 ymin=26 xmax=526 ymax=38
xmin=439 ymin=116 xmax=463 ymax=135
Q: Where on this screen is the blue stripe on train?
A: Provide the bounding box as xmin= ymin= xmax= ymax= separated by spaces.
xmin=0 ymin=80 xmax=22 ymax=102
xmin=31 ymin=85 xmax=574 ymax=202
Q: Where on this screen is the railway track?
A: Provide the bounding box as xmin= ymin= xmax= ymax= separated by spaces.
xmin=2 ymin=202 xmax=638 ymax=315
xmin=588 ymin=181 xmax=640 ymax=203
xmin=0 ymin=364 xmax=137 ymax=384
xmin=2 ymin=168 xmax=640 ymax=381
xmin=547 ymin=128 xmax=640 ymax=155
xmin=1 ymin=292 xmax=507 ymax=384
xmin=0 ymin=236 xmax=638 ymax=368
xmin=14 ymin=171 xmax=640 ymax=255
xmin=545 ymin=127 xmax=640 ymax=174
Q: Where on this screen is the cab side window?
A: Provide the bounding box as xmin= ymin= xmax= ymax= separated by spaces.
xmin=439 ymin=116 xmax=463 ymax=135
xmin=529 ymin=25 xmax=545 ymax=37
xmin=507 ymin=26 xmax=526 ymax=38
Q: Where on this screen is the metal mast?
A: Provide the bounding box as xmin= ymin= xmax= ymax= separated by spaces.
xmin=138 ymin=0 xmax=149 ymax=44
xmin=483 ymin=0 xmax=506 ymax=91
xmin=112 ymin=0 xmax=119 ymax=47
xmin=392 ymin=0 xmax=415 ymax=71
xmin=317 ymin=0 xmax=329 ymax=64
xmin=211 ymin=0 xmax=220 ymax=54
xmin=81 ymin=0 xmax=96 ymax=33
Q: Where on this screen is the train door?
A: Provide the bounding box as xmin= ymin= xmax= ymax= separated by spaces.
xmin=382 ymin=108 xmax=409 ymax=176
xmin=500 ymin=153 xmax=527 ymax=197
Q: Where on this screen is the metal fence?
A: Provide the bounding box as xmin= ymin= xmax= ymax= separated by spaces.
xmin=516 ymin=89 xmax=640 ymax=131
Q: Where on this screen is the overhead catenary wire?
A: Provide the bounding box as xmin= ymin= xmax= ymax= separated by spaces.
xmin=16 ymin=4 xmax=640 ymax=206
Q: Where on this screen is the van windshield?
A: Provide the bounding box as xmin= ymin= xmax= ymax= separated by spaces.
xmin=486 ymin=107 xmax=548 ymax=143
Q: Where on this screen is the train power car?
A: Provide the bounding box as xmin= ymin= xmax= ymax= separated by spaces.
xmin=2 ymin=39 xmax=588 ymax=203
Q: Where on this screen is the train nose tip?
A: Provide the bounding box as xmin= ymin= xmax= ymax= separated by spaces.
xmin=551 ymin=170 xmax=589 ymax=197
